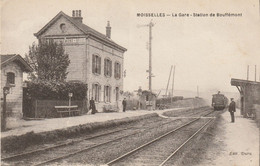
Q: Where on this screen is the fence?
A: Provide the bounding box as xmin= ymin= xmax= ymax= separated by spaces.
xmin=23 ymin=99 xmax=87 ymax=118
xmin=125 ymin=96 xmax=184 ymax=110
xmin=156 ymin=96 xmax=184 ymax=106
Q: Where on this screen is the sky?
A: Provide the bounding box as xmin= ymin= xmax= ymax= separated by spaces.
xmin=1 ymin=0 xmax=260 ymax=93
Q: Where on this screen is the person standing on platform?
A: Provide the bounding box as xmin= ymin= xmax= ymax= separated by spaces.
xmin=89 ymin=97 xmax=96 ymax=114
xmin=228 ymin=98 xmax=236 ymax=123
xmin=122 ymin=98 xmax=127 ymax=112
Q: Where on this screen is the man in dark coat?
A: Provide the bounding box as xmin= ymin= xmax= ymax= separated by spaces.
xmin=228 ymin=98 xmax=236 ymax=123
xmin=89 ymin=97 xmax=96 ymax=114
xmin=122 ymin=98 xmax=127 ymax=112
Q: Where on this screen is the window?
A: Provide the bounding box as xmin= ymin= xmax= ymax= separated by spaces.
xmin=104 ymin=58 xmax=112 ymax=77
xmin=92 ymin=55 xmax=101 ymax=74
xmin=7 ymin=72 xmax=15 ymax=84
xmin=92 ymin=83 xmax=101 ymax=102
xmin=115 ymin=87 xmax=119 ymax=101
xmin=114 ymin=62 xmax=121 ymax=79
xmin=104 ymin=85 xmax=111 ymax=102
xmin=60 ymin=23 xmax=66 ymax=33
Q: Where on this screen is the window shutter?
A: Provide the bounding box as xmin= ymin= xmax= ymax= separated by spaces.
xmin=104 ymin=59 xmax=106 ymax=76
xmin=99 ymin=84 xmax=101 ymax=101
xmin=109 ymin=61 xmax=112 ymax=77
xmin=92 ymin=84 xmax=94 ymax=99
xmin=109 ymin=86 xmax=111 ymax=102
xmin=114 ymin=63 xmax=116 ymax=78
xmin=104 ymin=86 xmax=106 ymax=102
xmin=119 ymin=64 xmax=121 ymax=79
xmin=92 ymin=55 xmax=95 ymax=73
xmin=98 ymin=57 xmax=101 ymax=74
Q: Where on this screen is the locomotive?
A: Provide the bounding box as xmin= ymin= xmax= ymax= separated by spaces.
xmin=212 ymin=92 xmax=228 ymax=111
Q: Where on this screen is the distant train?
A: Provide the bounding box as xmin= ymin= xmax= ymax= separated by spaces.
xmin=212 ymin=93 xmax=228 ymax=111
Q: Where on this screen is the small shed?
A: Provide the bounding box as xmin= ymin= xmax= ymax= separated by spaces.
xmin=1 ymin=54 xmax=33 ymax=120
xmin=140 ymin=90 xmax=157 ymax=110
xmin=231 ymin=78 xmax=260 ymax=117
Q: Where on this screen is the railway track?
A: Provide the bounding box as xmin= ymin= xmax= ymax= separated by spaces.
xmin=105 ymin=117 xmax=214 ymax=166
xmin=1 ymin=127 xmax=133 ymax=161
xmin=164 ymin=106 xmax=213 ymax=118
xmin=1 ymin=115 xmax=170 ymax=160
xmin=1 ymin=116 xmax=181 ymax=165
xmin=159 ymin=119 xmax=214 ymax=166
xmin=2 ymin=107 xmax=214 ymax=165
xmin=31 ymin=119 xmax=188 ymax=166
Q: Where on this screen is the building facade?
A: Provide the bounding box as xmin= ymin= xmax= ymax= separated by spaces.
xmin=1 ymin=55 xmax=32 ymax=120
xmin=34 ymin=10 xmax=127 ymax=111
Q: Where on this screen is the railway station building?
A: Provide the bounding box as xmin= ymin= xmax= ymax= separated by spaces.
xmin=231 ymin=78 xmax=260 ymax=119
xmin=1 ymin=54 xmax=33 ymax=120
xmin=34 ymin=10 xmax=127 ymax=111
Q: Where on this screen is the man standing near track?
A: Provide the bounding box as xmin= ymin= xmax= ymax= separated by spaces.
xmin=89 ymin=97 xmax=97 ymax=114
xmin=228 ymin=98 xmax=236 ymax=123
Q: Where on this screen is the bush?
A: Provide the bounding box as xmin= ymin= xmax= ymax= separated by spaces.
xmin=25 ymin=80 xmax=88 ymax=100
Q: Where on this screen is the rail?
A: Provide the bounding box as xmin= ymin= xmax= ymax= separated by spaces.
xmin=105 ymin=111 xmax=214 ymax=165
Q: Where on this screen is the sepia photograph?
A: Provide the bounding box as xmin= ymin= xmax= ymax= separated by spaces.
xmin=1 ymin=0 xmax=260 ymax=165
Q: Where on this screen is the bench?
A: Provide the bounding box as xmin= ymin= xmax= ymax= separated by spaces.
xmin=54 ymin=105 xmax=80 ymax=117
xmin=103 ymin=105 xmax=118 ymax=112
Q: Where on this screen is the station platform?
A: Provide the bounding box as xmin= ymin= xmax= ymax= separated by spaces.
xmin=1 ymin=108 xmax=186 ymax=139
xmin=199 ymin=110 xmax=259 ymax=166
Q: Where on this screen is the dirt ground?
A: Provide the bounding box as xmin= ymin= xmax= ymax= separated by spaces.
xmin=198 ymin=110 xmax=259 ymax=166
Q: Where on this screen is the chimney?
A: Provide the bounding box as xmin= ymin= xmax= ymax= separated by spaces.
xmin=72 ymin=10 xmax=83 ymax=23
xmin=106 ymin=21 xmax=111 ymax=38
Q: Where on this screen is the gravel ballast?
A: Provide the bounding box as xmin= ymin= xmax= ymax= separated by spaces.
xmin=1 ymin=113 xmax=158 ymax=153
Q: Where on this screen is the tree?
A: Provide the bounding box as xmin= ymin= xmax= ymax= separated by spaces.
xmin=25 ymin=40 xmax=70 ymax=81
xmin=123 ymin=91 xmax=134 ymax=99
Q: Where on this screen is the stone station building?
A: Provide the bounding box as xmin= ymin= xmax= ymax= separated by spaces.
xmin=34 ymin=10 xmax=127 ymax=111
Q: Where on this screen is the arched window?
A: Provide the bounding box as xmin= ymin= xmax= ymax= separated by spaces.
xmin=60 ymin=23 xmax=66 ymax=33
xmin=104 ymin=58 xmax=112 ymax=77
xmin=104 ymin=85 xmax=111 ymax=102
xmin=92 ymin=54 xmax=101 ymax=75
xmin=7 ymin=72 xmax=15 ymax=84
xmin=92 ymin=83 xmax=101 ymax=102
xmin=114 ymin=62 xmax=121 ymax=79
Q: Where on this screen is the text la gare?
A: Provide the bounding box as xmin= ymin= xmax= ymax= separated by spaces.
xmin=172 ymin=13 xmax=216 ymax=17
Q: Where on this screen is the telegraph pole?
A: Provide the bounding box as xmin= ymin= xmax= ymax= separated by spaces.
xmin=165 ymin=66 xmax=173 ymax=96
xmin=171 ymin=65 xmax=176 ymax=104
xmin=148 ymin=21 xmax=154 ymax=92
xmin=171 ymin=65 xmax=176 ymax=96
xmin=138 ymin=20 xmax=154 ymax=91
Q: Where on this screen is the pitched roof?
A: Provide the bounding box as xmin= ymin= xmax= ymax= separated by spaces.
xmin=34 ymin=11 xmax=127 ymax=52
xmin=1 ymin=54 xmax=33 ymax=72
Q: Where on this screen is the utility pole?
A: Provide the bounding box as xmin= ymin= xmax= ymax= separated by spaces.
xmin=165 ymin=66 xmax=173 ymax=97
xmin=138 ymin=20 xmax=155 ymax=92
xmin=171 ymin=65 xmax=176 ymax=97
xmin=148 ymin=21 xmax=154 ymax=92
xmin=171 ymin=65 xmax=176 ymax=103
xmin=255 ymin=65 xmax=257 ymax=82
